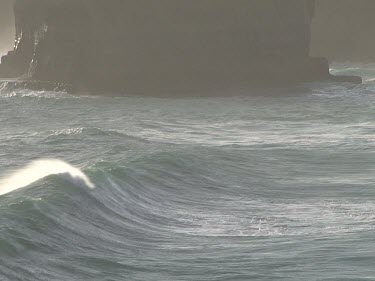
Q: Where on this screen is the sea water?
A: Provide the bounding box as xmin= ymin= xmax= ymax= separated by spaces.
xmin=0 ymin=64 xmax=374 ymax=280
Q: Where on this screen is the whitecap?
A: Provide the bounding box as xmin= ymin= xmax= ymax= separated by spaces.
xmin=0 ymin=159 xmax=95 ymax=196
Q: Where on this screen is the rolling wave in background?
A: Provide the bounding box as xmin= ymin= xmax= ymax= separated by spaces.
xmin=0 ymin=63 xmax=374 ymax=280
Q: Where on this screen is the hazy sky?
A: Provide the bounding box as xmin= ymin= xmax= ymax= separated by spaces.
xmin=0 ymin=0 xmax=15 ymax=57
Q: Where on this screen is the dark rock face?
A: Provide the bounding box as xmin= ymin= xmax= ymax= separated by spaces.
xmin=312 ymin=0 xmax=375 ymax=62
xmin=0 ymin=0 xmax=354 ymax=95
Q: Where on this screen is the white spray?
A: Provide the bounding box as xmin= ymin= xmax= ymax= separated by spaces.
xmin=0 ymin=159 xmax=95 ymax=196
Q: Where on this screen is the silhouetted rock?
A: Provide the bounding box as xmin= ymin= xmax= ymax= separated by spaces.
xmin=0 ymin=0 xmax=361 ymax=95
xmin=312 ymin=0 xmax=375 ymax=62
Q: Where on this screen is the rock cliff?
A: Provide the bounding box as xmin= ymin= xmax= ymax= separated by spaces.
xmin=312 ymin=0 xmax=375 ymax=62
xmin=0 ymin=0 xmax=356 ymax=95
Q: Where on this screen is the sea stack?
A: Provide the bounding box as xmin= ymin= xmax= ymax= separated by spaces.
xmin=0 ymin=0 xmax=360 ymax=95
xmin=312 ymin=0 xmax=375 ymax=62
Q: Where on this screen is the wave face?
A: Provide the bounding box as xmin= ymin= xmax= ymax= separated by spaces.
xmin=0 ymin=159 xmax=94 ymax=196
xmin=0 ymin=64 xmax=375 ymax=280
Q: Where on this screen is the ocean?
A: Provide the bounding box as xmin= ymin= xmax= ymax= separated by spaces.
xmin=0 ymin=64 xmax=374 ymax=280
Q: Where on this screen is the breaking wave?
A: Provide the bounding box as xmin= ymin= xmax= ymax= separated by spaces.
xmin=0 ymin=159 xmax=95 ymax=196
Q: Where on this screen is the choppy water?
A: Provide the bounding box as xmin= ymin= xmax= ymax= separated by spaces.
xmin=0 ymin=65 xmax=374 ymax=280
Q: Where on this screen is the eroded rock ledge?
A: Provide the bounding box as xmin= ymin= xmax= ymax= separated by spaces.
xmin=0 ymin=0 xmax=361 ymax=95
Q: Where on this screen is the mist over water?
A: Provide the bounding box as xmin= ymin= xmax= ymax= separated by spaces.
xmin=0 ymin=64 xmax=374 ymax=280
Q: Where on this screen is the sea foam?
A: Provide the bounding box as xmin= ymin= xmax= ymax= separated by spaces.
xmin=0 ymin=159 xmax=95 ymax=196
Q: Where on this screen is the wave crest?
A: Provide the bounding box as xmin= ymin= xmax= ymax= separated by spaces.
xmin=0 ymin=159 xmax=95 ymax=196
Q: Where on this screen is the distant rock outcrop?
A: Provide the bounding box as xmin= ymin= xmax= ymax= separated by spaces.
xmin=0 ymin=0 xmax=360 ymax=95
